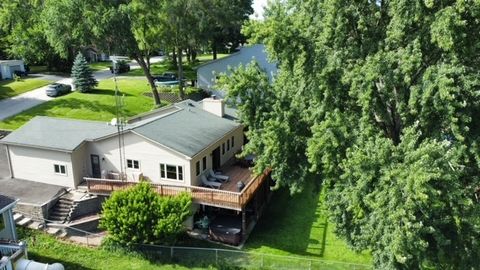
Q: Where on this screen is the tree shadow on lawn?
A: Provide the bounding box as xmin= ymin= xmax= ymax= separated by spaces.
xmin=245 ymin=180 xmax=328 ymax=258
xmin=87 ymin=88 xmax=133 ymax=97
xmin=0 ymin=85 xmax=16 ymax=100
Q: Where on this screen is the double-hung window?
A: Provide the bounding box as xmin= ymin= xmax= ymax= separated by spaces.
xmin=160 ymin=163 xmax=183 ymax=181
xmin=54 ymin=164 xmax=67 ymax=176
xmin=202 ymin=156 xmax=207 ymax=171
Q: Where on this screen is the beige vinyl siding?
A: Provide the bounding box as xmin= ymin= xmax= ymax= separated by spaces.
xmin=87 ymin=132 xmax=191 ymax=185
xmin=190 ymin=125 xmax=244 ymax=186
xmin=8 ymin=145 xmax=75 ymax=187
xmin=71 ymin=143 xmax=88 ymax=187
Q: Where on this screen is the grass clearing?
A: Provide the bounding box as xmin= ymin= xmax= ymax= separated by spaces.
xmin=245 ymin=181 xmax=372 ymax=265
xmin=0 ymin=78 xmax=165 ymax=130
xmin=0 ymin=77 xmax=53 ymax=100
xmin=18 ymin=229 xmax=208 ymax=270
xmin=125 ymin=54 xmax=229 ymax=79
xmin=88 ymin=61 xmax=112 ymax=71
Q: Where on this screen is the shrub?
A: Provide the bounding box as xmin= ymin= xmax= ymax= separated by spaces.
xmin=100 ymin=182 xmax=192 ymax=246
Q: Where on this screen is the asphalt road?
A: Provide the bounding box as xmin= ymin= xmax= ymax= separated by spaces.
xmin=0 ymin=56 xmax=165 ymax=121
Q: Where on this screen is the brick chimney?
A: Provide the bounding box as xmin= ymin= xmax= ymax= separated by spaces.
xmin=202 ymin=95 xmax=225 ymax=117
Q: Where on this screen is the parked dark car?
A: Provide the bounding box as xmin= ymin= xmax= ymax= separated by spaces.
xmin=45 ymin=83 xmax=72 ymax=97
xmin=109 ymin=60 xmax=130 ymax=74
xmin=13 ymin=70 xmax=28 ymax=77
xmin=153 ymin=72 xmax=177 ymax=82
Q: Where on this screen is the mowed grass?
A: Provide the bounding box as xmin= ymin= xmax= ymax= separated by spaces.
xmin=245 ymin=181 xmax=372 ymax=266
xmin=19 ymin=229 xmax=209 ymax=270
xmin=0 ymin=77 xmax=53 ymax=100
xmin=0 ymin=78 xmax=164 ymax=130
xmin=125 ymin=54 xmax=229 ymax=79
xmin=88 ymin=61 xmax=112 ymax=71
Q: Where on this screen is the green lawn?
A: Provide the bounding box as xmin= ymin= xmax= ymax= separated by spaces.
xmin=245 ymin=181 xmax=372 ymax=266
xmin=0 ymin=78 xmax=165 ymax=130
xmin=0 ymin=77 xmax=53 ymax=100
xmin=19 ymin=229 xmax=208 ymax=270
xmin=125 ymin=54 xmax=229 ymax=79
xmin=88 ymin=61 xmax=112 ymax=71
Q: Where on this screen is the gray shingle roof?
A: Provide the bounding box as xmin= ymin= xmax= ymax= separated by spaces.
xmin=0 ymin=100 xmax=240 ymax=157
xmin=0 ymin=194 xmax=16 ymax=211
xmin=133 ymin=101 xmax=240 ymax=157
xmin=1 ymin=117 xmax=118 ymax=151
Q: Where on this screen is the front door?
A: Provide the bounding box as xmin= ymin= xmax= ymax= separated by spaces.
xmin=212 ymin=147 xmax=221 ymax=171
xmin=90 ymin=154 xmax=101 ymax=178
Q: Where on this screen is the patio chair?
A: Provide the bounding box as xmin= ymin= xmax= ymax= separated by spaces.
xmin=208 ymin=169 xmax=229 ymax=182
xmin=201 ymin=175 xmax=222 ymax=189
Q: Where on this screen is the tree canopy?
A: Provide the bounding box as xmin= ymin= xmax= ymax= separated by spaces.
xmin=221 ymin=0 xmax=480 ymax=269
xmin=100 ymin=182 xmax=192 ymax=246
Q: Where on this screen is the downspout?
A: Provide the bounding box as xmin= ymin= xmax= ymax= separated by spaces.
xmin=5 ymin=145 xmax=14 ymax=178
xmin=8 ymin=208 xmax=17 ymax=241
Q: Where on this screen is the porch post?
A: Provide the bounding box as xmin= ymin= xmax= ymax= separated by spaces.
xmin=241 ymin=208 xmax=247 ymax=239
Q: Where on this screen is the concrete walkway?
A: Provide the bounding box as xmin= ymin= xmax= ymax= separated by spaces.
xmin=0 ymin=56 xmax=165 ymax=121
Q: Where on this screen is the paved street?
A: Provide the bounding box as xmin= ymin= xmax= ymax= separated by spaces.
xmin=0 ymin=56 xmax=165 ymax=121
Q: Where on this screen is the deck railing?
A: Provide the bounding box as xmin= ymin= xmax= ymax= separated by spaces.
xmin=84 ymin=169 xmax=270 ymax=211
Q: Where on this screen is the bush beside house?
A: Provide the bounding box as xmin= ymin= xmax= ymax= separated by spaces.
xmin=100 ymin=181 xmax=192 ymax=246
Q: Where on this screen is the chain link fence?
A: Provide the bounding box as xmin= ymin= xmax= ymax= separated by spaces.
xmin=137 ymin=244 xmax=372 ymax=270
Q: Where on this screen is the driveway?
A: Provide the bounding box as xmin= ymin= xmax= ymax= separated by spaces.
xmin=0 ymin=56 xmax=165 ymax=121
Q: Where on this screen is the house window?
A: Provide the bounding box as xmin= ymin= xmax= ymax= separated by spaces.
xmin=202 ymin=156 xmax=207 ymax=171
xmin=231 ymin=136 xmax=234 ymax=148
xmin=127 ymin=159 xmax=140 ymax=169
xmin=222 ymin=143 xmax=225 ymax=155
xmin=54 ymin=164 xmax=67 ymax=175
xmin=196 ymin=161 xmax=200 ymax=176
xmin=160 ymin=163 xmax=183 ymax=181
xmin=227 ymin=139 xmax=230 ymax=151
xmin=0 ymin=215 xmax=4 ymax=230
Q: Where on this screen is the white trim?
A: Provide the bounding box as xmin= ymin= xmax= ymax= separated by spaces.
xmin=53 ymin=163 xmax=68 ymax=176
xmin=160 ymin=163 xmax=184 ymax=182
xmin=126 ymin=159 xmax=140 ymax=170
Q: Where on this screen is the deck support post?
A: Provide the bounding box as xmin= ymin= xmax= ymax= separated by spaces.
xmin=241 ymin=207 xmax=247 ymax=239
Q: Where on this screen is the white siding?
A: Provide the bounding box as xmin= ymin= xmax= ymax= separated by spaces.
xmin=196 ymin=44 xmax=277 ymax=96
xmin=71 ymin=143 xmax=88 ymax=187
xmin=190 ymin=126 xmax=244 ymax=186
xmin=87 ymin=132 xmax=191 ymax=185
xmin=8 ymin=145 xmax=75 ymax=187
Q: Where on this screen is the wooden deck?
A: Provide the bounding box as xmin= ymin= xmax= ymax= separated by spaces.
xmin=218 ymin=163 xmax=255 ymax=192
xmin=85 ymin=166 xmax=271 ymax=211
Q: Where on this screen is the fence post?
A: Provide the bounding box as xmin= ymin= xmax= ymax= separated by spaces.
xmin=170 ymin=247 xmax=174 ymax=259
xmin=86 ymin=232 xmax=89 ymax=246
xmin=215 ymin=249 xmax=218 ymax=265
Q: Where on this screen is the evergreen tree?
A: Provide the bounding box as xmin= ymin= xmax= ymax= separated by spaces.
xmin=71 ymin=52 xmax=97 ymax=93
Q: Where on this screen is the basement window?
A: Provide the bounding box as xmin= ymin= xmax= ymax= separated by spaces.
xmin=54 ymin=164 xmax=67 ymax=176
xmin=127 ymin=159 xmax=140 ymax=170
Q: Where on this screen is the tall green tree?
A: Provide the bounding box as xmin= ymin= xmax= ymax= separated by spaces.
xmin=224 ymin=0 xmax=480 ymax=268
xmin=71 ymin=52 xmax=97 ymax=93
xmin=42 ymin=0 xmax=164 ymax=105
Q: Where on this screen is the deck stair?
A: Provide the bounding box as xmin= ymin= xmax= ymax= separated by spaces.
xmin=48 ymin=196 xmax=77 ymax=224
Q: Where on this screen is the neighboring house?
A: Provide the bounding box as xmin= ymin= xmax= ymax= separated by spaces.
xmin=1 ymin=98 xmax=243 ymax=189
xmin=0 ymin=60 xmax=25 ymax=80
xmin=0 ymin=194 xmax=17 ymax=241
xmin=84 ymin=47 xmax=110 ymax=63
xmin=196 ymin=44 xmax=277 ymax=97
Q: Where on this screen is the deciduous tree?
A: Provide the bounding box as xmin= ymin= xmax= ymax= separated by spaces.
xmin=226 ymin=0 xmax=480 ymax=268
